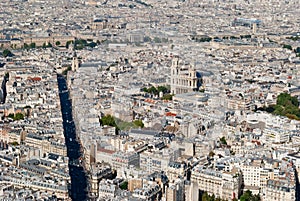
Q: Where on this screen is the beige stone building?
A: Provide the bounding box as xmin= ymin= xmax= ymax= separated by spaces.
xmin=170 ymin=57 xmax=202 ymax=95
xmin=264 ymin=180 xmax=296 ymax=201
xmin=191 ymin=167 xmax=242 ymax=200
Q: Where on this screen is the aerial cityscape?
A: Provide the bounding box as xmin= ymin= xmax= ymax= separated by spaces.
xmin=0 ymin=0 xmax=299 ymax=200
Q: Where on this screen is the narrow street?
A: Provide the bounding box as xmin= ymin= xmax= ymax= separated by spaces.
xmin=57 ymin=74 xmax=89 ymax=201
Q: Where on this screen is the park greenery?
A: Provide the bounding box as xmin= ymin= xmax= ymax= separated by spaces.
xmin=258 ymin=93 xmax=300 ymax=120
xmin=162 ymin=93 xmax=173 ymax=100
xmin=10 ymin=141 xmax=19 ymax=146
xmin=142 ymin=85 xmax=174 ymax=100
xmin=142 ymin=85 xmax=170 ymax=95
xmin=286 ymin=36 xmax=300 ymax=41
xmin=100 ymin=114 xmax=145 ymax=132
xmin=281 ymin=43 xmax=300 ymax=56
xmin=116 ymin=118 xmax=145 ymax=130
xmin=219 ymin=136 xmax=227 ymax=145
xmin=240 ymin=190 xmax=261 ymax=201
xmin=143 ymin=86 xmax=170 ymax=95
xmin=2 ymin=49 xmax=14 ymax=57
xmin=62 ymin=66 xmax=72 ymax=75
xmin=119 ymin=181 xmax=128 ymax=190
xmin=133 ymin=119 xmax=144 ymax=128
xmin=201 ymin=192 xmax=233 ymax=201
xmin=191 ymin=36 xmax=212 ymax=42
xmin=100 ymin=114 xmax=119 ymax=129
xmin=191 ymin=34 xmax=252 ymax=43
xmin=200 ymin=190 xmax=260 ymax=201
xmin=282 ymin=44 xmax=292 ymax=50
xmin=42 ymin=42 xmax=53 ymax=48
xmin=8 ymin=113 xmax=24 ymax=121
xmin=66 ymin=39 xmax=97 ymax=50
xmin=24 ymin=42 xmax=37 ymax=49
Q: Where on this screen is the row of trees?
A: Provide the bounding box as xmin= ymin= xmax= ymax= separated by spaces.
xmin=282 ymin=44 xmax=300 ymax=57
xmin=133 ymin=119 xmax=144 ymax=128
xmin=1 ymin=39 xmax=100 ymax=52
xmin=201 ymin=190 xmax=260 ymax=201
xmin=66 ymin=39 xmax=97 ymax=50
xmin=8 ymin=113 xmax=24 ymax=121
xmin=100 ymin=114 xmax=144 ymax=133
xmin=100 ymin=114 xmax=119 ymax=130
xmin=286 ymin=36 xmax=300 ymax=41
xmin=142 ymin=85 xmax=173 ymax=100
xmin=191 ymin=35 xmax=252 ymax=43
xmin=62 ymin=66 xmax=72 ymax=76
xmin=240 ymin=190 xmax=261 ymax=201
xmin=142 ymin=85 xmax=170 ymax=95
xmin=2 ymin=49 xmax=14 ymax=57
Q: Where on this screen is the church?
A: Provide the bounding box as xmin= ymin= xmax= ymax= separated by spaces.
xmin=170 ymin=57 xmax=202 ymax=95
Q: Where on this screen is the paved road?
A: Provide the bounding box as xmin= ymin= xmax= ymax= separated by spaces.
xmin=57 ymin=74 xmax=88 ymax=201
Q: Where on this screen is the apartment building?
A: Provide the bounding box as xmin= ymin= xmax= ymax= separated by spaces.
xmin=264 ymin=180 xmax=296 ymax=201
xmin=191 ymin=167 xmax=242 ymax=200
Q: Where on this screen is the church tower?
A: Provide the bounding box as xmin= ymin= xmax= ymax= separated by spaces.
xmin=71 ymin=51 xmax=79 ymax=72
xmin=171 ymin=57 xmax=179 ymax=94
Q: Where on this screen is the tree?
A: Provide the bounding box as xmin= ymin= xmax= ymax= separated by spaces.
xmin=148 ymin=86 xmax=158 ymax=95
xmin=8 ymin=113 xmax=24 ymax=121
xmin=55 ymin=41 xmax=61 ymax=46
xmin=133 ymin=119 xmax=144 ymax=128
xmin=62 ymin=66 xmax=72 ymax=75
xmin=208 ymin=151 xmax=215 ymax=158
xmin=262 ymin=93 xmax=300 ymax=120
xmin=220 ymin=136 xmax=227 ymax=145
xmin=23 ymin=43 xmax=29 ymax=49
xmin=240 ymin=190 xmax=261 ymax=201
xmin=157 ymin=86 xmax=170 ymax=94
xmin=144 ymin=36 xmax=151 ymax=42
xmin=75 ymin=39 xmax=87 ymax=50
xmin=5 ymin=72 xmax=9 ymax=79
xmin=142 ymin=87 xmax=148 ymax=93
xmin=66 ymin=41 xmax=73 ymax=48
xmin=100 ymin=114 xmax=119 ymax=133
xmin=14 ymin=113 xmax=24 ymax=120
xmin=202 ymin=192 xmax=210 ymax=201
xmin=162 ymin=94 xmax=173 ymax=100
xmin=11 ymin=141 xmax=19 ymax=146
xmin=88 ymin=42 xmax=97 ymax=48
xmin=277 ymin=93 xmax=299 ymax=107
xmin=153 ymin=37 xmax=162 ymax=43
xmin=201 ymin=192 xmax=219 ymax=201
xmin=119 ymin=181 xmax=128 ymax=190
xmin=29 ymin=43 xmax=36 ymax=49
xmin=8 ymin=113 xmax=14 ymax=119
xmin=283 ymin=44 xmax=292 ymax=50
xmin=3 ymin=49 xmax=13 ymax=57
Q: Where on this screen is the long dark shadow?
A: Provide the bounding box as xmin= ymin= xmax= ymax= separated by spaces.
xmin=57 ymin=74 xmax=88 ymax=201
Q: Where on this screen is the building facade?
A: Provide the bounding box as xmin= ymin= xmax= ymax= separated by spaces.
xmin=191 ymin=167 xmax=242 ymax=200
xmin=170 ymin=57 xmax=201 ymax=95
